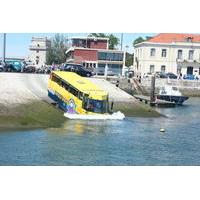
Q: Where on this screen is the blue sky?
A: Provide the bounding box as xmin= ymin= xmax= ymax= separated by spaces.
xmin=0 ymin=33 xmax=156 ymax=58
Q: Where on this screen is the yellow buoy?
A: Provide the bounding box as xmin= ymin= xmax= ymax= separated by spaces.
xmin=160 ymin=128 xmax=165 ymax=133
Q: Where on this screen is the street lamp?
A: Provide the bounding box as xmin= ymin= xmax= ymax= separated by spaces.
xmin=2 ymin=33 xmax=6 ymax=68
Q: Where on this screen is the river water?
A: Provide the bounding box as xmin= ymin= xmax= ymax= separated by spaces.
xmin=0 ymin=98 xmax=200 ymax=166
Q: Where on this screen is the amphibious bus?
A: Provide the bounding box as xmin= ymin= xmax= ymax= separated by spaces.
xmin=48 ymin=71 xmax=109 ymax=115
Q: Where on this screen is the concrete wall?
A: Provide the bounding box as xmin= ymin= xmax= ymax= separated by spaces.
xmin=141 ymin=77 xmax=200 ymax=96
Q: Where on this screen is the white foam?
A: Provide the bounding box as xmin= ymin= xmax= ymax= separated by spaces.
xmin=64 ymin=111 xmax=125 ymax=120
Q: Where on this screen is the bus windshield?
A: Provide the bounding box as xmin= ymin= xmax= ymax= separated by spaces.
xmin=83 ymin=98 xmax=108 ymax=113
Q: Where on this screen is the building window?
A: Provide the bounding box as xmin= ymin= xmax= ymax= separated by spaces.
xmin=187 ymin=66 xmax=193 ymax=75
xmin=161 ymin=49 xmax=167 ymax=57
xmin=36 ymin=50 xmax=39 ymax=53
xmin=161 ymin=65 xmax=166 ymax=73
xmin=199 ymin=68 xmax=200 ymax=75
xmin=107 ymin=64 xmax=122 ymax=76
xmin=150 ymin=48 xmax=156 ymax=56
xmin=98 ymin=52 xmax=123 ymax=61
xmin=150 ymin=65 xmax=155 ymax=74
xmin=37 ymin=44 xmax=40 ymax=47
xmin=188 ymin=50 xmax=194 ymax=60
xmin=177 ymin=50 xmax=182 ymax=59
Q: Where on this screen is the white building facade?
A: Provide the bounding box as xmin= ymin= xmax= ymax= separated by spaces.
xmin=29 ymin=37 xmax=51 ymax=66
xmin=134 ymin=33 xmax=200 ymax=77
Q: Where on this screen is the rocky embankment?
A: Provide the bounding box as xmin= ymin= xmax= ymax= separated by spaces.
xmin=0 ymin=73 xmax=161 ymax=130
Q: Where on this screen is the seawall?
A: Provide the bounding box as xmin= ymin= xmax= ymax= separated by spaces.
xmin=118 ymin=77 xmax=200 ymax=97
xmin=141 ymin=77 xmax=200 ymax=96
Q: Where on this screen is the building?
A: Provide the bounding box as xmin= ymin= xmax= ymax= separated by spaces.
xmin=29 ymin=37 xmax=51 ymax=66
xmin=134 ymin=33 xmax=200 ymax=77
xmin=65 ymin=36 xmax=125 ymax=76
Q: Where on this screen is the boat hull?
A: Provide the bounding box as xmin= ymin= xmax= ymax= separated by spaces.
xmin=157 ymin=95 xmax=189 ymax=105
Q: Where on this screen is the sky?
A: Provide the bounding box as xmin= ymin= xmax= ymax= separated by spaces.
xmin=0 ymin=33 xmax=156 ymax=58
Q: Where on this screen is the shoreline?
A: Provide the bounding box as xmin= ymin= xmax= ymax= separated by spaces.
xmin=0 ymin=100 xmax=162 ymax=131
xmin=0 ymin=101 xmax=66 ymax=131
xmin=0 ymin=73 xmax=162 ymax=131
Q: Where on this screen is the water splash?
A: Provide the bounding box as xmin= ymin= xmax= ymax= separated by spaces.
xmin=64 ymin=111 xmax=125 ymax=120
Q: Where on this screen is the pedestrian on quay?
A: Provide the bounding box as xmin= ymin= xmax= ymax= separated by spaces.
xmin=178 ymin=72 xmax=182 ymax=80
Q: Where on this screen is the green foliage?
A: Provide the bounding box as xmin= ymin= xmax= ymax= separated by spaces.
xmin=108 ymin=34 xmax=120 ymax=49
xmin=46 ymin=34 xmax=68 ymax=65
xmin=125 ymin=53 xmax=133 ymax=67
xmin=88 ymin=33 xmax=119 ymax=49
xmin=133 ymin=37 xmax=145 ymax=46
xmin=133 ymin=36 xmax=153 ymax=46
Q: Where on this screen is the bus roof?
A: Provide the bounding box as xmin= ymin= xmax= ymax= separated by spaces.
xmin=52 ymin=71 xmax=108 ymax=96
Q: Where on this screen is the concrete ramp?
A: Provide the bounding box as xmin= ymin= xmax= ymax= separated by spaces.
xmin=0 ymin=73 xmax=49 ymax=106
xmin=0 ymin=73 xmax=137 ymax=106
xmin=88 ymin=78 xmax=137 ymax=102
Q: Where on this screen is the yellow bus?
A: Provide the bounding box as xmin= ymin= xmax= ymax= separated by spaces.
xmin=48 ymin=71 xmax=109 ymax=115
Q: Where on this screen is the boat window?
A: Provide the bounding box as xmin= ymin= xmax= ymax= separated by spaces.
xmin=161 ymin=87 xmax=166 ymax=94
xmin=172 ymin=87 xmax=178 ymax=91
xmin=83 ymin=98 xmax=107 ymax=113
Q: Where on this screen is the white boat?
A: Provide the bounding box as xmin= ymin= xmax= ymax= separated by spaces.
xmin=64 ymin=111 xmax=125 ymax=120
xmin=157 ymin=85 xmax=189 ymax=105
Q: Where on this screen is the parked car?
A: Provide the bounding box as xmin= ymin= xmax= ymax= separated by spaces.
xmin=183 ymin=74 xmax=199 ymax=80
xmin=62 ymin=63 xmax=93 ymax=77
xmin=0 ymin=63 xmax=3 ymax=72
xmin=96 ymin=70 xmax=104 ymax=76
xmin=23 ymin=65 xmax=36 ymax=73
xmin=166 ymin=72 xmax=178 ymax=79
xmin=4 ymin=63 xmax=21 ymax=72
xmin=107 ymin=70 xmax=115 ymax=76
xmin=155 ymin=72 xmax=168 ymax=78
xmin=143 ymin=73 xmax=153 ymax=78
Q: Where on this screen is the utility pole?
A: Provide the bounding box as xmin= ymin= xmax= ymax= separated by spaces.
xmin=120 ymin=33 xmax=123 ymax=50
xmin=2 ymin=33 xmax=6 ymax=68
xmin=150 ymin=75 xmax=156 ymax=106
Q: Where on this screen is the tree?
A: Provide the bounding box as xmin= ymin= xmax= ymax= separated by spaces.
xmin=133 ymin=37 xmax=145 ymax=46
xmin=88 ymin=33 xmax=119 ymax=49
xmin=133 ymin=36 xmax=153 ymax=46
xmin=46 ymin=34 xmax=68 ymax=65
xmin=108 ymin=34 xmax=119 ymax=49
xmin=125 ymin=53 xmax=133 ymax=67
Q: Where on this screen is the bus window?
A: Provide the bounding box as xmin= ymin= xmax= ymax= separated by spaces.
xmin=52 ymin=74 xmax=61 ymax=85
xmin=69 ymin=86 xmax=79 ymax=97
xmin=83 ymin=98 xmax=108 ymax=113
xmin=64 ymin=82 xmax=70 ymax=91
xmin=61 ymin=81 xmax=70 ymax=91
xmin=79 ymin=92 xmax=83 ymax=100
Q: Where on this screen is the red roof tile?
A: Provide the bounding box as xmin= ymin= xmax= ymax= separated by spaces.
xmin=147 ymin=33 xmax=200 ymax=43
